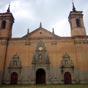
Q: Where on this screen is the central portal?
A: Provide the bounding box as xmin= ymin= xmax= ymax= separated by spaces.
xmin=36 ymin=69 xmax=46 ymax=84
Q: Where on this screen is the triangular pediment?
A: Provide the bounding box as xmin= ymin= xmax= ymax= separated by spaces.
xmin=22 ymin=27 xmax=60 ymax=39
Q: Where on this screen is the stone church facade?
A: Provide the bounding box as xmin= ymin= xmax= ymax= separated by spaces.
xmin=0 ymin=4 xmax=88 ymax=84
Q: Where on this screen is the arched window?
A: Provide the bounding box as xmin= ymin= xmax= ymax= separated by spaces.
xmin=76 ymin=19 xmax=81 ymax=27
xmin=1 ymin=21 xmax=6 ymax=29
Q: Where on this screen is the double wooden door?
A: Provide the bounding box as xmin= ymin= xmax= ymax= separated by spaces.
xmin=36 ymin=69 xmax=46 ymax=84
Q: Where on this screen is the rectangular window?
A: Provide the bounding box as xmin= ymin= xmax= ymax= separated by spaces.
xmin=76 ymin=19 xmax=81 ymax=27
xmin=1 ymin=21 xmax=6 ymax=29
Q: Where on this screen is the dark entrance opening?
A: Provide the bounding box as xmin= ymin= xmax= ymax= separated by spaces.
xmin=64 ymin=72 xmax=72 ymax=84
xmin=36 ymin=69 xmax=46 ymax=84
xmin=10 ymin=72 xmax=18 ymax=84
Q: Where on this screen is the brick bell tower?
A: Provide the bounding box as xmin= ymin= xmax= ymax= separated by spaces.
xmin=0 ymin=5 xmax=14 ymax=84
xmin=69 ymin=2 xmax=86 ymax=37
xmin=0 ymin=5 xmax=14 ymax=39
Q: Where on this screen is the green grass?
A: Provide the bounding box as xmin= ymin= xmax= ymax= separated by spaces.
xmin=0 ymin=84 xmax=88 ymax=88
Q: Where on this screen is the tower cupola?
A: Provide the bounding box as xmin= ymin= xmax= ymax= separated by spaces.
xmin=68 ymin=2 xmax=86 ymax=37
xmin=0 ymin=5 xmax=14 ymax=39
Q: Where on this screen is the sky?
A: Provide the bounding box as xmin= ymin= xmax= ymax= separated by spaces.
xmin=0 ymin=0 xmax=88 ymax=37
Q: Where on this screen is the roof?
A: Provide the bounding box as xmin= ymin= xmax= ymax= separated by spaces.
xmin=22 ymin=27 xmax=60 ymax=39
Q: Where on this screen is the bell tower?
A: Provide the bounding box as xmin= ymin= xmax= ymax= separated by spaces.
xmin=69 ymin=2 xmax=86 ymax=37
xmin=0 ymin=5 xmax=14 ymax=39
xmin=0 ymin=5 xmax=14 ymax=84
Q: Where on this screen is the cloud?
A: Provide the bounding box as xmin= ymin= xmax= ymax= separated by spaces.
xmin=51 ymin=19 xmax=70 ymax=37
xmin=0 ymin=0 xmax=88 ymax=37
xmin=11 ymin=0 xmax=36 ymax=21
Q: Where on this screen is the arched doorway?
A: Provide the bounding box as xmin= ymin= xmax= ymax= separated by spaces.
xmin=36 ymin=69 xmax=46 ymax=84
xmin=64 ymin=72 xmax=72 ymax=84
xmin=10 ymin=72 xmax=18 ymax=84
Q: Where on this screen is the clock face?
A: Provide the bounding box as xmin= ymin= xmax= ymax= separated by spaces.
xmin=39 ymin=47 xmax=43 ymax=51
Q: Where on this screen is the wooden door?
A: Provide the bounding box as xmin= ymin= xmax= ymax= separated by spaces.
xmin=36 ymin=69 xmax=46 ymax=84
xmin=10 ymin=72 xmax=18 ymax=84
xmin=64 ymin=72 xmax=72 ymax=84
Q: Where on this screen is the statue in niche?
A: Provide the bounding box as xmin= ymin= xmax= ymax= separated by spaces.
xmin=39 ymin=54 xmax=42 ymax=59
xmin=39 ymin=54 xmax=43 ymax=63
xmin=64 ymin=59 xmax=69 ymax=65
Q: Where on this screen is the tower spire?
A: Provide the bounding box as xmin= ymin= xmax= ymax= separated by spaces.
xmin=72 ymin=0 xmax=76 ymax=12
xmin=40 ymin=22 xmax=42 ymax=28
xmin=27 ymin=28 xmax=29 ymax=34
xmin=7 ymin=4 xmax=10 ymax=13
xmin=69 ymin=0 xmax=86 ymax=37
xmin=52 ymin=28 xmax=55 ymax=34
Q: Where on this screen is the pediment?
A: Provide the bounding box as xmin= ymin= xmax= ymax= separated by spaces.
xmin=22 ymin=27 xmax=60 ymax=39
xmin=61 ymin=53 xmax=74 ymax=68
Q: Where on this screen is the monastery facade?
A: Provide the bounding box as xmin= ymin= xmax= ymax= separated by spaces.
xmin=0 ymin=3 xmax=88 ymax=84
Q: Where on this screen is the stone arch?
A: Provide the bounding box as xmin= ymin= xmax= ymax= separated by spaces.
xmin=64 ymin=72 xmax=72 ymax=84
xmin=36 ymin=69 xmax=46 ymax=84
xmin=10 ymin=72 xmax=18 ymax=84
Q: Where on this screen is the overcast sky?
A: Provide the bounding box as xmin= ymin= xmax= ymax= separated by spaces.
xmin=0 ymin=0 xmax=88 ymax=37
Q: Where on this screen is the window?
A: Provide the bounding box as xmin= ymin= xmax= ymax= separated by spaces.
xmin=40 ymin=32 xmax=42 ymax=34
xmin=1 ymin=21 xmax=6 ymax=29
xmin=76 ymin=19 xmax=81 ymax=27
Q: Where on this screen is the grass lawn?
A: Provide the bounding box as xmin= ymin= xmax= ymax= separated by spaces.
xmin=0 ymin=84 xmax=88 ymax=88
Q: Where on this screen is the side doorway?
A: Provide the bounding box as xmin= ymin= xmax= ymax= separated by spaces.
xmin=10 ymin=72 xmax=18 ymax=84
xmin=64 ymin=72 xmax=72 ymax=84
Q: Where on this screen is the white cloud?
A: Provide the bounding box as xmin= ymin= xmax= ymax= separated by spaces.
xmin=51 ymin=19 xmax=71 ymax=37
xmin=11 ymin=0 xmax=36 ymax=21
xmin=0 ymin=0 xmax=88 ymax=37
